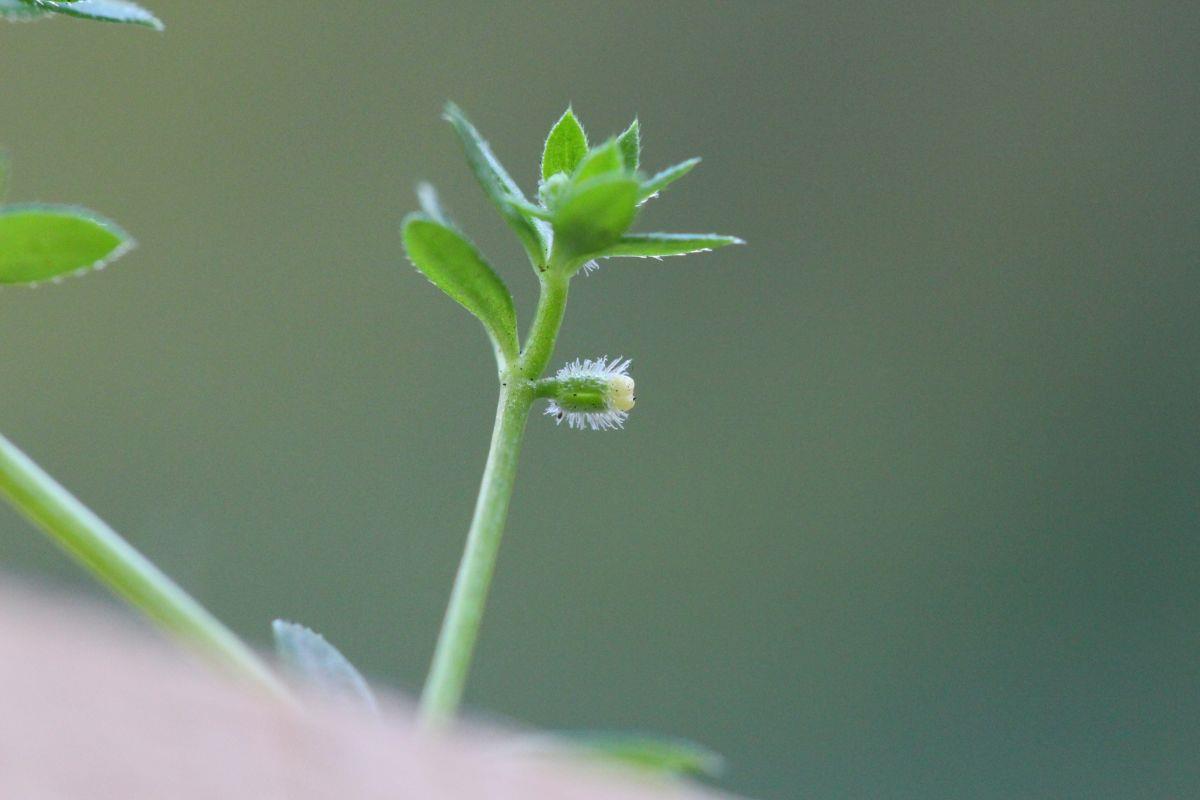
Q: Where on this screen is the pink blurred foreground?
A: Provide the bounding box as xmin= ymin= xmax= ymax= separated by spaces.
xmin=0 ymin=577 xmax=740 ymax=800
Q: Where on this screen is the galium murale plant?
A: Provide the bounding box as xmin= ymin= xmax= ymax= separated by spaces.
xmin=1 ymin=4 xmax=742 ymax=777
xmin=405 ymin=103 xmax=742 ymax=723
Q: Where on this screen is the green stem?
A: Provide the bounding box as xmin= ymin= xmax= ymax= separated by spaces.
xmin=532 ymin=377 xmax=559 ymax=399
xmin=0 ymin=432 xmax=290 ymax=701
xmin=519 ymin=270 xmax=570 ymax=379
xmin=418 ymin=383 xmax=532 ymax=722
xmin=419 ymin=270 xmax=571 ymax=724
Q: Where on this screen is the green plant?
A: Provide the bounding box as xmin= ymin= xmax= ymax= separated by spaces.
xmin=1 ymin=8 xmax=743 ymax=780
xmin=406 ymin=105 xmax=741 ymax=725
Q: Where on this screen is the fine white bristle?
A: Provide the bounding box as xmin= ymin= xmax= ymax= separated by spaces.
xmin=543 ymin=356 xmax=633 ymax=431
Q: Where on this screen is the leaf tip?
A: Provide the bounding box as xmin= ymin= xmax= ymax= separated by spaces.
xmin=441 ymin=100 xmax=466 ymax=125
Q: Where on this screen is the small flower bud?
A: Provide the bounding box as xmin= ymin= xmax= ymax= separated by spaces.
xmin=543 ymin=356 xmax=636 ymax=431
xmin=538 ymin=172 xmax=570 ymax=208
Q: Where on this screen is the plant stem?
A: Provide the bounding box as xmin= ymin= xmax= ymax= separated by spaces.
xmin=519 ymin=270 xmax=570 ymax=379
xmin=419 ymin=383 xmax=532 ymax=722
xmin=419 ymin=270 xmax=570 ymax=724
xmin=0 ymin=432 xmax=290 ymax=701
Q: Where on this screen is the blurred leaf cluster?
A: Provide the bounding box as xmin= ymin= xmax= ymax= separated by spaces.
xmin=0 ymin=0 xmax=160 ymax=28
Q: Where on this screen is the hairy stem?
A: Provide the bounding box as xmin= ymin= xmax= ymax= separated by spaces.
xmin=0 ymin=432 xmax=290 ymax=701
xmin=420 ymin=270 xmax=570 ymax=724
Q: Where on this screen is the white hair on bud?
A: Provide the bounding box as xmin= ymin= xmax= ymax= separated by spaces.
xmin=544 ymin=356 xmax=634 ymax=431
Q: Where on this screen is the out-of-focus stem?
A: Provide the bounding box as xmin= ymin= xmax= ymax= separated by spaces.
xmin=0 ymin=432 xmax=290 ymax=701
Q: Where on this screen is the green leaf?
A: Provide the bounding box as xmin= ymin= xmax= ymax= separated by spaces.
xmin=616 ymin=119 xmax=640 ymax=171
xmin=272 ymin=620 xmax=377 ymax=713
xmin=0 ymin=0 xmax=51 ymax=20
xmin=29 ymin=0 xmax=162 ymax=28
xmin=442 ymin=102 xmax=549 ymax=267
xmin=598 ymin=232 xmax=743 ymax=259
xmin=552 ymin=175 xmax=639 ymax=262
xmin=402 ymin=213 xmax=519 ymax=364
xmin=0 ymin=205 xmax=132 ymax=285
xmin=531 ymin=732 xmax=724 ymax=779
xmin=573 ymin=139 xmax=625 ymax=183
xmin=541 ymin=108 xmax=588 ymax=181
xmin=638 ymin=157 xmax=700 ymax=202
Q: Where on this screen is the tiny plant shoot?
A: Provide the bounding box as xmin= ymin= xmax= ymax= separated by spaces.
xmin=1 ymin=10 xmax=742 ymax=776
xmin=404 ymin=104 xmax=741 ymax=724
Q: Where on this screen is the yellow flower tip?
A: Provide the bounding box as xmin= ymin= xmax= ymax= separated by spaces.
xmin=608 ymin=374 xmax=635 ymax=412
xmin=544 ymin=356 xmax=635 ymax=431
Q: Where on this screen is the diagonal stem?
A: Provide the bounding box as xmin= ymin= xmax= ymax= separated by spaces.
xmin=0 ymin=432 xmax=290 ymax=701
xmin=518 ymin=271 xmax=570 ymax=380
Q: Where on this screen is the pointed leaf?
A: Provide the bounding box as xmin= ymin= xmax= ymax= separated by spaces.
xmin=402 ymin=213 xmax=519 ymax=364
xmin=638 ymin=157 xmax=700 ymax=202
xmin=552 ymin=176 xmax=639 ymax=262
xmin=0 ymin=205 xmax=133 ymax=285
xmin=617 ymin=119 xmax=640 ymax=171
xmin=541 ymin=108 xmax=588 ymax=181
xmin=272 ymin=621 xmax=377 ymax=713
xmin=442 ymin=102 xmax=549 ymax=266
xmin=599 ymin=232 xmax=743 ymax=259
xmin=30 ymin=0 xmax=162 ymax=28
xmin=526 ymin=732 xmax=724 ymax=779
xmin=573 ymin=139 xmax=625 ymax=183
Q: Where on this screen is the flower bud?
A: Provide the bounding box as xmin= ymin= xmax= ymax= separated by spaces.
xmin=537 ymin=172 xmax=571 ymax=208
xmin=543 ymin=356 xmax=635 ymax=431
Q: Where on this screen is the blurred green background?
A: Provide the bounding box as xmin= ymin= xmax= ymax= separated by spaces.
xmin=2 ymin=3 xmax=1198 ymax=797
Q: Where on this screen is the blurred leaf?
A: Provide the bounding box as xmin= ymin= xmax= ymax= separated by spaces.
xmin=599 ymin=232 xmax=743 ymax=259
xmin=552 ymin=175 xmax=639 ymax=261
xmin=0 ymin=0 xmax=50 ymax=20
xmin=272 ymin=620 xmax=377 ymax=713
xmin=0 ymin=204 xmax=132 ymax=285
xmin=402 ymin=213 xmax=519 ymax=364
xmin=531 ymin=731 xmax=724 ymax=779
xmin=29 ymin=0 xmax=162 ymax=28
xmin=541 ymin=108 xmax=588 ymax=181
xmin=638 ymin=157 xmax=700 ymax=202
xmin=617 ymin=119 xmax=640 ymax=171
xmin=443 ymin=102 xmax=549 ymax=267
xmin=0 ymin=151 xmax=9 ymax=202
xmin=573 ymin=139 xmax=625 ymax=183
